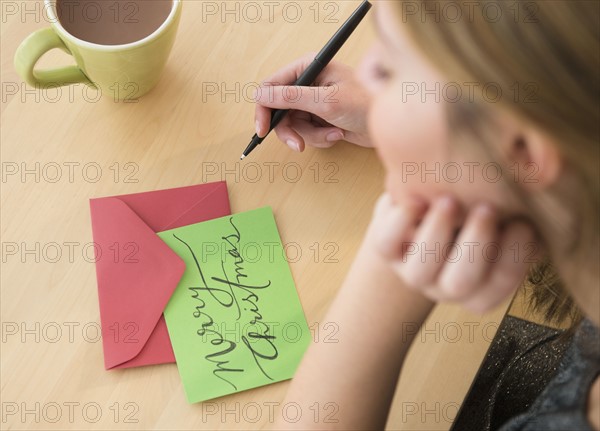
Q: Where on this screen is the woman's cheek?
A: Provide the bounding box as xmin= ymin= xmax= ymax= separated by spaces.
xmin=369 ymin=83 xmax=449 ymax=201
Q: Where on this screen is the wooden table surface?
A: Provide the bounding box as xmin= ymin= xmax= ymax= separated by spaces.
xmin=1 ymin=1 xmax=510 ymax=429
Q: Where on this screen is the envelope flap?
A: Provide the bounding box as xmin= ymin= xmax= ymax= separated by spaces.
xmin=113 ymin=181 xmax=230 ymax=232
xmin=161 ymin=181 xmax=231 ymax=231
xmin=90 ymin=197 xmax=186 ymax=369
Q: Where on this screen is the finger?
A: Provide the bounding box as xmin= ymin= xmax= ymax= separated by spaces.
xmin=272 ymin=114 xmax=305 ymax=152
xmin=372 ymin=192 xmax=394 ymax=219
xmin=255 ymin=85 xmax=338 ymax=120
xmin=437 ymin=204 xmax=498 ymax=300
xmin=289 ymin=112 xmax=345 ymax=148
xmin=397 ymin=196 xmax=462 ymax=287
xmin=254 ymin=53 xmax=318 ymax=138
xmin=254 ymin=103 xmax=272 ymax=138
xmin=255 ymin=93 xmax=340 ymax=141
xmin=372 ymin=194 xmax=427 ymax=261
xmin=462 ymin=221 xmax=536 ymax=313
xmin=419 ymin=284 xmax=448 ymax=303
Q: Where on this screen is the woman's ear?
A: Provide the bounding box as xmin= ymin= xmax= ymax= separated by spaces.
xmin=505 ymin=125 xmax=564 ymax=191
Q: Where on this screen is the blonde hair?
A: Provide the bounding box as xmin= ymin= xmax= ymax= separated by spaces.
xmin=394 ymin=0 xmax=599 ymax=326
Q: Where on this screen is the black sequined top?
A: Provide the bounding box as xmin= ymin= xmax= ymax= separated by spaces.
xmin=498 ymin=319 xmax=600 ymax=430
xmin=452 ymin=317 xmax=600 ymax=430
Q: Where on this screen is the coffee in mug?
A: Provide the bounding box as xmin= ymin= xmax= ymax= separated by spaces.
xmin=56 ymin=0 xmax=173 ymax=45
xmin=14 ymin=0 xmax=182 ymax=100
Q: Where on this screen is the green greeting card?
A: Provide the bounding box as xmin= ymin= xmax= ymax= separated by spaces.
xmin=159 ymin=207 xmax=311 ymax=403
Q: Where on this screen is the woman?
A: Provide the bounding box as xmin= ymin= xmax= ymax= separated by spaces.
xmin=253 ymin=1 xmax=599 ymax=429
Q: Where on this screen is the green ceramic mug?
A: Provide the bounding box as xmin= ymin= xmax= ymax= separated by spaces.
xmin=14 ymin=0 xmax=182 ymax=101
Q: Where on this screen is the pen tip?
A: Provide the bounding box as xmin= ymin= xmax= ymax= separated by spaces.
xmin=240 ymin=154 xmax=246 ymax=160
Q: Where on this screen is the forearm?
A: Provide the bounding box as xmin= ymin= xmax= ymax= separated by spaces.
xmin=273 ymin=238 xmax=435 ymax=430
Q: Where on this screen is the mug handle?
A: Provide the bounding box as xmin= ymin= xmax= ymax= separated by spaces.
xmin=14 ymin=27 xmax=93 ymax=88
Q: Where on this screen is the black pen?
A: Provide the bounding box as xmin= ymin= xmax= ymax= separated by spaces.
xmin=240 ymin=0 xmax=372 ymax=160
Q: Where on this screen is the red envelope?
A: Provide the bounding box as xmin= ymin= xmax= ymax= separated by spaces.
xmin=89 ymin=182 xmax=231 ymax=370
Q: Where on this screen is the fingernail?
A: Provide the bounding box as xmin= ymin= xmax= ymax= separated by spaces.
xmin=439 ymin=195 xmax=456 ymax=210
xmin=286 ymin=139 xmax=300 ymax=152
xmin=475 ymin=203 xmax=494 ymax=218
xmin=326 ymin=131 xmax=344 ymax=142
xmin=255 ymin=121 xmax=261 ymax=136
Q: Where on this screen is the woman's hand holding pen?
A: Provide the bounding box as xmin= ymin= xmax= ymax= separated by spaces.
xmin=253 ymin=53 xmax=372 ymax=151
